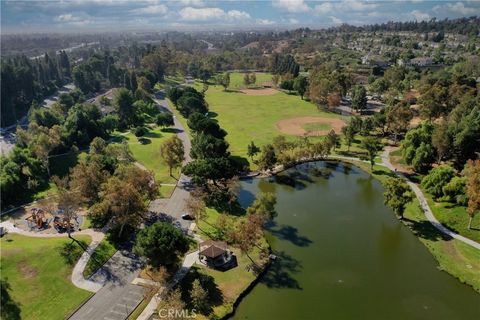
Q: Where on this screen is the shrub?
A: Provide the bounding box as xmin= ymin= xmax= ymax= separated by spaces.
xmin=134 ymin=126 xmax=148 ymax=137
xmin=421 ymin=165 xmax=455 ymax=199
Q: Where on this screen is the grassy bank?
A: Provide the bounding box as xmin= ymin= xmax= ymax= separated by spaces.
xmin=83 ymin=238 xmax=117 ymax=278
xmin=0 ymin=234 xmax=93 ymax=320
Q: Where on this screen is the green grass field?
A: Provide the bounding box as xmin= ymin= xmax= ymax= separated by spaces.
xmin=117 ymin=127 xmax=180 ymax=197
xmin=83 ymin=239 xmax=117 ymax=278
xmin=199 ymin=75 xmax=345 ymax=164
xmin=224 ymin=72 xmax=274 ymax=89
xmin=0 ymin=234 xmax=93 ymax=320
xmin=423 ymin=192 xmax=480 ymax=243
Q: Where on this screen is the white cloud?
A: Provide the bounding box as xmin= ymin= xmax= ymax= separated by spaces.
xmin=179 ymin=0 xmax=205 ymax=7
xmin=272 ymin=0 xmax=310 ymax=13
xmin=130 ymin=4 xmax=168 ymax=15
xmin=227 ymin=10 xmax=251 ymax=20
xmin=434 ymin=2 xmax=479 ymax=15
xmin=54 ymin=13 xmax=91 ymax=26
xmin=330 ymin=16 xmax=343 ymax=24
xmin=339 ymin=0 xmax=378 ymax=11
xmin=314 ymin=2 xmax=334 ymax=14
xmin=256 ymin=19 xmax=275 ymax=25
xmin=179 ymin=7 xmax=250 ymax=21
xmin=410 ymin=10 xmax=431 ymax=21
xmin=289 ymin=18 xmax=299 ymax=24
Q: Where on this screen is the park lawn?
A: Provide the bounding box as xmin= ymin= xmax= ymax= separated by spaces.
xmin=226 ymin=72 xmax=274 ymax=89
xmin=83 ymin=238 xmax=117 ymax=278
xmin=343 ymin=158 xmax=480 ymax=292
xmin=121 ymin=127 xmax=180 ymax=198
xmin=403 ymin=199 xmax=480 ymax=292
xmin=0 ymin=234 xmax=93 ymax=320
xmin=203 ymin=81 xmax=345 ymax=165
xmin=423 ymin=192 xmax=480 ymax=243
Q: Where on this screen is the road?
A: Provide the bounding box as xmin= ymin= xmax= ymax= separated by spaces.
xmin=150 ymin=91 xmax=194 ymax=230
xmin=381 ymin=148 xmax=480 ymax=250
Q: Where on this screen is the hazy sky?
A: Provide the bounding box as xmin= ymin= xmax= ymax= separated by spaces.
xmin=2 ymin=0 xmax=480 ymax=33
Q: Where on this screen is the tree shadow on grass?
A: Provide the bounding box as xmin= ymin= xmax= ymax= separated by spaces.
xmin=161 ymin=127 xmax=183 ymax=134
xmin=402 ymin=217 xmax=453 ymax=242
xmin=267 ymin=222 xmax=312 ymax=247
xmin=179 ymin=266 xmax=224 ymax=316
xmin=260 ymin=251 xmax=302 ymax=290
xmin=1 ymin=279 xmax=21 ymax=320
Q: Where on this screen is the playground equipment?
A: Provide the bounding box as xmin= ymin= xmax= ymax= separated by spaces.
xmin=53 ymin=216 xmax=75 ymax=233
xmin=25 ymin=208 xmax=47 ymax=229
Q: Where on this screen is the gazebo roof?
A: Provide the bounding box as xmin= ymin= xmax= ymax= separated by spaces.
xmin=199 ymin=240 xmax=228 ymax=259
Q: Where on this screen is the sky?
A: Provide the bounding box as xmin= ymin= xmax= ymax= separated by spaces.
xmin=2 ymin=0 xmax=480 ymax=34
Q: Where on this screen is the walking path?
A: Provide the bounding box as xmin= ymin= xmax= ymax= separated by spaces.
xmin=381 ymin=148 xmax=480 ymax=250
xmin=0 ymin=221 xmax=106 ymax=292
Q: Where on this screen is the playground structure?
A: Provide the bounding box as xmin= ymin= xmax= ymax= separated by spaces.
xmin=25 ymin=208 xmax=48 ymax=230
xmin=23 ymin=207 xmax=79 ymax=233
xmin=53 ymin=215 xmax=75 ymax=233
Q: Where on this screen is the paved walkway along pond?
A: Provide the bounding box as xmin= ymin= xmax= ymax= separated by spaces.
xmin=232 ymin=161 xmax=480 ymax=320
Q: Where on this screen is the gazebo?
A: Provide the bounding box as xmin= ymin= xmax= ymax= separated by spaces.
xmin=198 ymin=240 xmax=235 ymax=270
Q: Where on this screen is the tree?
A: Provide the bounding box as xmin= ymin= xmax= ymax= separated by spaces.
xmin=257 ymin=144 xmax=277 ymax=171
xmin=185 ymin=193 xmax=206 ymax=224
xmin=157 ymin=289 xmax=187 ymax=320
xmin=421 ymin=165 xmax=455 ymax=199
xmin=69 ymin=158 xmax=108 ymax=204
xmin=156 ymin=112 xmax=174 ymax=128
xmin=386 ymin=102 xmax=413 ymax=143
xmin=231 ymin=213 xmax=264 ymax=264
xmin=326 ymin=130 xmax=340 ymax=151
xmin=219 ymin=72 xmax=230 ymax=91
xmin=247 ymin=141 xmax=260 ymax=161
xmin=134 ymin=221 xmax=189 ymax=267
xmin=401 ymin=123 xmax=435 ymax=173
xmin=190 ymin=133 xmax=229 ymax=160
xmin=327 ymin=92 xmax=341 ymax=108
xmin=432 ymin=120 xmax=452 ymax=164
xmin=351 ymin=85 xmax=367 ymax=113
xmin=190 ymin=279 xmax=209 ymax=314
xmin=160 ymin=136 xmax=184 ymax=177
xmin=341 ymin=125 xmax=355 ymax=151
xmin=463 ymin=160 xmax=480 ymax=229
xmin=383 ymin=177 xmax=413 ymax=219
xmin=114 ymin=88 xmax=137 ymax=128
xmin=362 ymin=136 xmax=381 ymax=169
xmin=55 ymin=178 xmax=81 ymax=238
xmin=293 ymin=76 xmax=308 ymax=99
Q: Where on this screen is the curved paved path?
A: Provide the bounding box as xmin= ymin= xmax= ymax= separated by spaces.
xmin=381 ymin=148 xmax=480 ymax=250
xmin=0 ymin=221 xmax=106 ymax=292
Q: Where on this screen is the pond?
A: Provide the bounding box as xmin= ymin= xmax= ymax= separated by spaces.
xmin=232 ymin=161 xmax=480 ymax=320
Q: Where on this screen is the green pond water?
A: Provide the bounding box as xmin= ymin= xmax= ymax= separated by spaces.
xmin=232 ymin=161 xmax=480 ymax=320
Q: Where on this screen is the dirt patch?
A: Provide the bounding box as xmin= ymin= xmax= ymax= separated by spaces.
xmin=18 ymin=259 xmax=38 ymax=279
xmin=276 ymin=117 xmax=346 ymax=136
xmin=240 ymin=88 xmax=279 ymax=96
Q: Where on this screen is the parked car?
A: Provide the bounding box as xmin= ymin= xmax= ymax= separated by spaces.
xmin=181 ymin=213 xmax=194 ymax=220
